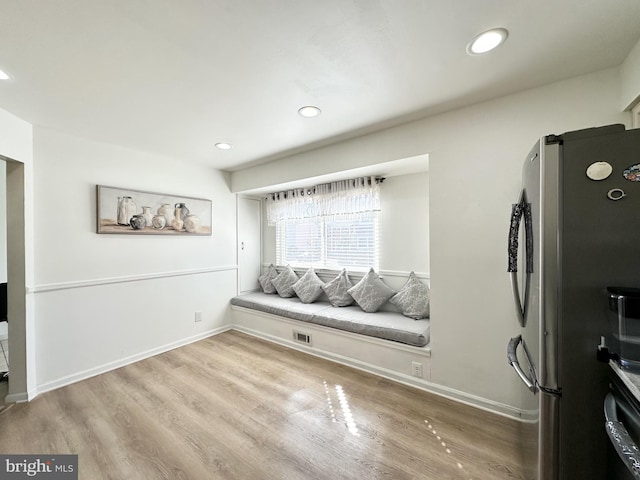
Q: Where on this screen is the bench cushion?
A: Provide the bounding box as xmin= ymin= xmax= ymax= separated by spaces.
xmin=231 ymin=292 xmax=330 ymax=322
xmin=231 ymin=292 xmax=430 ymax=347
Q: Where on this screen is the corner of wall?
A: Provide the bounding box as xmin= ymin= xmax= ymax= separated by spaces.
xmin=621 ymin=37 xmax=640 ymax=110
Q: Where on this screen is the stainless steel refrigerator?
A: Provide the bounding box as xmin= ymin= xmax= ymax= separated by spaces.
xmin=506 ymin=124 xmax=640 ymax=479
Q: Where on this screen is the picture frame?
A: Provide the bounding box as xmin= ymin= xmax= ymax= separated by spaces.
xmin=96 ymin=185 xmax=212 ymax=236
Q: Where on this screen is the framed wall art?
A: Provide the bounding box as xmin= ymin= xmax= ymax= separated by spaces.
xmin=96 ymin=185 xmax=212 ymax=236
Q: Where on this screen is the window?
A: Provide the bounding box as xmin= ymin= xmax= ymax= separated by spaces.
xmin=267 ymin=176 xmax=381 ymax=271
xmin=276 ymin=213 xmax=378 ymax=270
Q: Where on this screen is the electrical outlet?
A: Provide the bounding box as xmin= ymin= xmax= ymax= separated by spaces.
xmin=195 ymin=311 xmax=202 ymax=323
xmin=412 ymin=361 xmax=423 ymax=378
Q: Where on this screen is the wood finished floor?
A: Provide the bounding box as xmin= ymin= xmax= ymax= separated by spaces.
xmin=0 ymin=331 xmax=525 ymax=479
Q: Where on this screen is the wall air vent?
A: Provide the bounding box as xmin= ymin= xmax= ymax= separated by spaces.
xmin=293 ymin=331 xmax=311 ymax=345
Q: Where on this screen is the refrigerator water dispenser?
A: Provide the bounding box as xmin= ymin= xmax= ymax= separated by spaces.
xmin=607 ymin=287 xmax=640 ymax=372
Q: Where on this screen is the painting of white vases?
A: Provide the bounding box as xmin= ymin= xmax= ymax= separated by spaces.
xmin=96 ymin=185 xmax=212 ymax=236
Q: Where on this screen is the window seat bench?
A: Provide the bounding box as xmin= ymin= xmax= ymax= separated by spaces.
xmin=230 ymin=292 xmax=430 ymax=347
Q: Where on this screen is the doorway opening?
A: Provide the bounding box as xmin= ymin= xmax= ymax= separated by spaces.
xmin=0 ymin=156 xmax=29 ymax=403
xmin=0 ymin=159 xmax=7 ymax=395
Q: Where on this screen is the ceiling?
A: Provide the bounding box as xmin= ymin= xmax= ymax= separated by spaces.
xmin=0 ymin=1 xmax=639 ymax=172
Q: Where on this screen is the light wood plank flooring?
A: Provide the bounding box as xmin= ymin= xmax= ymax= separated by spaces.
xmin=0 ymin=331 xmax=525 ymax=479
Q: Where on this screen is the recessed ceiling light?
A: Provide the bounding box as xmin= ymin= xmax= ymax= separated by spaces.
xmin=466 ymin=28 xmax=508 ymax=55
xmin=0 ymin=69 xmax=11 ymax=80
xmin=215 ymin=142 xmax=232 ymax=150
xmin=298 ymin=106 xmax=321 ymax=118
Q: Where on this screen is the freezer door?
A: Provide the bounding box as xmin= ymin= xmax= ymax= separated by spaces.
xmin=536 ymin=137 xmax=562 ymax=479
xmin=507 ymin=138 xmax=561 ymax=479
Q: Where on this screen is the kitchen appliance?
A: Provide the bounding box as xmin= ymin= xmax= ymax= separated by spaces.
xmin=506 ymin=124 xmax=640 ymax=479
xmin=607 ymin=287 xmax=640 ymax=372
xmin=605 ymin=369 xmax=640 ymax=479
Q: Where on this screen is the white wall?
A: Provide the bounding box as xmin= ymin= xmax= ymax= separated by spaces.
xmin=232 ymin=67 xmax=630 ymax=411
xmin=621 ymin=37 xmax=640 ymax=110
xmin=379 ymin=172 xmax=429 ymax=274
xmin=31 ymin=127 xmax=238 ymax=393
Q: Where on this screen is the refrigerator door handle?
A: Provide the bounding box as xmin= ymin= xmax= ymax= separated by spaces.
xmin=508 ymin=190 xmax=533 ymax=328
xmin=507 ymin=335 xmax=537 ymax=393
xmin=604 ymin=393 xmax=640 ymax=479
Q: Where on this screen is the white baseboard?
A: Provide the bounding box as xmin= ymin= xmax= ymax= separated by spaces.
xmin=231 ymin=324 xmax=526 ymax=421
xmin=5 ymin=391 xmax=29 ymax=403
xmin=32 ymin=326 xmax=232 ymax=399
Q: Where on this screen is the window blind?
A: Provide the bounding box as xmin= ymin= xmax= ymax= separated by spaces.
xmin=276 ymin=213 xmax=378 ymax=270
xmin=271 ymin=176 xmax=380 ymax=271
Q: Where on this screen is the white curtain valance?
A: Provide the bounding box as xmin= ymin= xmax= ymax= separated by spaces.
xmin=266 ymin=176 xmax=381 ymax=225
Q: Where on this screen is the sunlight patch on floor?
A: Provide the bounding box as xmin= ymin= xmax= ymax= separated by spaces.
xmin=323 ymin=380 xmax=337 ymax=423
xmin=335 ymin=385 xmax=359 ymax=436
xmin=323 ymin=380 xmax=359 ymax=436
xmin=425 ymin=419 xmax=472 ymax=480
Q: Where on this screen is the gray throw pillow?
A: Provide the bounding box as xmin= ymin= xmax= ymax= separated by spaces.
xmin=347 ymin=268 xmax=395 ymax=313
xmin=389 ymin=271 xmax=430 ymax=319
xmin=258 ymin=264 xmax=278 ymax=294
xmin=271 ymin=265 xmax=299 ymax=298
xmin=293 ymin=267 xmax=324 ymax=303
xmin=322 ymin=269 xmax=354 ymax=307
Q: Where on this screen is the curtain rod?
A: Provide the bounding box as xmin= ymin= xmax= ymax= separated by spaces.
xmin=266 ymin=176 xmax=385 ymax=200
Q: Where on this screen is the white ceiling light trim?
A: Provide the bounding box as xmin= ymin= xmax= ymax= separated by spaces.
xmin=466 ymin=28 xmax=509 ymax=55
xmin=298 ymin=106 xmax=321 ymax=118
xmin=215 ymin=142 xmax=232 ymax=150
xmin=0 ymin=69 xmax=11 ymax=80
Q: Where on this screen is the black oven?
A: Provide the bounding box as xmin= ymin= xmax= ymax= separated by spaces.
xmin=605 ymin=373 xmax=640 ymax=479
